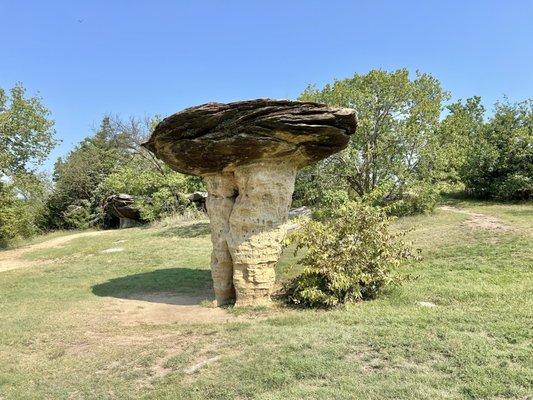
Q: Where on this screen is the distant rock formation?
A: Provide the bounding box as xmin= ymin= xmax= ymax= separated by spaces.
xmin=188 ymin=191 xmax=208 ymax=212
xmin=103 ymin=194 xmax=143 ymax=229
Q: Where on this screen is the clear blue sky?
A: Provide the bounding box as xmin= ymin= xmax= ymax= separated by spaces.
xmin=1 ymin=1 xmax=532 ymax=172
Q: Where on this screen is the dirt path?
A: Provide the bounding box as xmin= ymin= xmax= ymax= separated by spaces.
xmin=438 ymin=205 xmax=513 ymax=231
xmin=0 ymin=231 xmax=112 ymax=273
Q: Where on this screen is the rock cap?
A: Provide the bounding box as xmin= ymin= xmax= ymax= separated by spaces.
xmin=142 ymin=99 xmax=357 ymax=176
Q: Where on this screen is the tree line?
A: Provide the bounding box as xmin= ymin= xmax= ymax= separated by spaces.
xmin=1 ymin=69 xmax=531 ymax=247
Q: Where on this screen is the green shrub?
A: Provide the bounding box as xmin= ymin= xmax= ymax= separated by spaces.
xmin=376 ymin=181 xmax=440 ymax=216
xmin=0 ymin=187 xmax=36 ymax=248
xmin=137 ymin=189 xmax=192 ymax=222
xmin=284 ymin=202 xmax=416 ymax=308
xmin=62 ymin=200 xmax=94 ymax=230
xmin=0 ymin=175 xmax=49 ymax=248
xmin=311 ymin=189 xmax=351 ymax=220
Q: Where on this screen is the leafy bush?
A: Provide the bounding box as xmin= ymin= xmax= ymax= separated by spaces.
xmin=372 ymin=181 xmax=440 ymax=216
xmin=62 ymin=200 xmax=94 ymax=230
xmin=0 ymin=184 xmax=35 ymax=247
xmin=0 ymin=174 xmax=50 ymax=248
xmin=311 ymin=189 xmax=351 ymax=220
xmin=137 ymin=188 xmax=190 ymax=221
xmin=284 ymin=202 xmax=416 ymax=308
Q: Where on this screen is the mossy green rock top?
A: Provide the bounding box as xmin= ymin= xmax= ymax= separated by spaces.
xmin=142 ymin=99 xmax=357 ymax=176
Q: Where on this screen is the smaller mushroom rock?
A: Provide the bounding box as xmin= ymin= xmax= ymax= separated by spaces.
xmin=103 ymin=194 xmax=142 ymax=229
xmin=143 ymin=99 xmax=357 ymax=306
xmin=188 ymin=191 xmax=208 ymax=211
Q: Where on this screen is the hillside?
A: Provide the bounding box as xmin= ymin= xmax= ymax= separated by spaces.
xmin=0 ymin=201 xmax=532 ymax=399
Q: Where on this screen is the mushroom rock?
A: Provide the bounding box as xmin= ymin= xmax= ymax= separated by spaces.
xmin=188 ymin=191 xmax=208 ymax=212
xmin=143 ymin=99 xmax=357 ymax=306
xmin=103 ymin=194 xmax=142 ymax=229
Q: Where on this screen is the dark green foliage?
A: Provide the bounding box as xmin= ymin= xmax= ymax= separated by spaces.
xmin=284 ymin=202 xmax=415 ymax=307
xmin=62 ymin=200 xmax=94 ymax=230
xmin=460 ymin=99 xmax=532 ymax=200
xmin=43 ymin=117 xmax=129 ymax=229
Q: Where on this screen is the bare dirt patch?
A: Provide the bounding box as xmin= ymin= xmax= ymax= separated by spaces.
xmin=439 ymin=205 xmax=513 ymax=232
xmin=99 ymin=292 xmax=240 ymax=326
xmin=0 ymin=230 xmax=112 ymax=272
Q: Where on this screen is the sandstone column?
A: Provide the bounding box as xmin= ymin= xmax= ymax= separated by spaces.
xmin=228 ymin=161 xmax=297 ymax=306
xmin=204 ymin=173 xmax=237 ymax=306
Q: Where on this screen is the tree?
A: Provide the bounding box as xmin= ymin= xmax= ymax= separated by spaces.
xmin=44 ymin=116 xmax=130 ymax=229
xmin=436 ymin=96 xmax=486 ymax=187
xmin=460 ymin=99 xmax=532 ymax=200
xmin=108 ymin=115 xmax=167 ymax=175
xmin=298 ymin=69 xmax=449 ymax=215
xmin=0 ymin=84 xmax=56 ymax=246
xmin=0 ymin=84 xmax=56 ymax=176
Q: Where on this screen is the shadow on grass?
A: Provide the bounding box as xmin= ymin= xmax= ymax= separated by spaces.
xmin=156 ymin=222 xmax=211 ymax=238
xmin=502 ymin=208 xmax=533 ymax=217
xmin=91 ymin=267 xmax=213 ymax=305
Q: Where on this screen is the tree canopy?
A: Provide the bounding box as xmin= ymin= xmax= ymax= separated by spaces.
xmin=0 ymin=84 xmax=56 ymax=176
xmin=0 ymin=84 xmax=56 ymax=246
xmin=460 ymin=99 xmax=532 ymax=200
xmin=297 ymin=69 xmax=449 ymax=214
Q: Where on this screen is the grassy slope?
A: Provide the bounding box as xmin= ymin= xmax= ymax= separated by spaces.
xmin=0 ymin=202 xmax=531 ymax=400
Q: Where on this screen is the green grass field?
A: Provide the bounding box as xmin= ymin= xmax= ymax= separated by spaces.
xmin=1 ymin=201 xmax=532 ymax=399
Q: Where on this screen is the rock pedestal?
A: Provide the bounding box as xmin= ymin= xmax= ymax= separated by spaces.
xmin=118 ymin=217 xmax=137 ymax=229
xmin=143 ymin=99 xmax=357 ymax=306
xmin=205 ymin=161 xmax=297 ymax=306
xmin=204 ymin=173 xmax=236 ymax=305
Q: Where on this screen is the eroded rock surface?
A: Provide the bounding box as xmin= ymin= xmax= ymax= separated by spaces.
xmin=228 ymin=161 xmax=297 ymax=306
xmin=143 ymin=99 xmax=357 ymax=306
xmin=204 ymin=173 xmax=237 ymax=305
xmin=143 ymin=99 xmax=356 ymax=175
